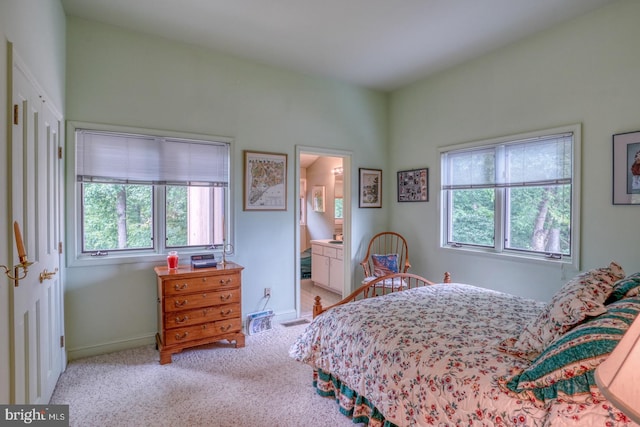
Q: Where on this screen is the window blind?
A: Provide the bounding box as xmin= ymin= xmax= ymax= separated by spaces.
xmin=442 ymin=133 xmax=573 ymax=190
xmin=76 ymin=130 xmax=229 ymax=186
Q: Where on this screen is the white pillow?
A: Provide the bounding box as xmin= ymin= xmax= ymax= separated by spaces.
xmin=498 ymin=261 xmax=625 ymax=359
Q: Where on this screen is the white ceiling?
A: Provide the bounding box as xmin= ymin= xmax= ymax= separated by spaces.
xmin=61 ymin=0 xmax=618 ymax=91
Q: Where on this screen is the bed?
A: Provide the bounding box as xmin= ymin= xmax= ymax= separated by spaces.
xmin=289 ymin=264 xmax=640 ymax=427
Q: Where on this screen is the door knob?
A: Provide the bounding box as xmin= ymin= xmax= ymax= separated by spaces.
xmin=39 ymin=268 xmax=58 ymax=283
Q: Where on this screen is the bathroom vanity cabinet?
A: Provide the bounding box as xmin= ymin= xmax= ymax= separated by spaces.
xmin=310 ymin=240 xmax=343 ymax=294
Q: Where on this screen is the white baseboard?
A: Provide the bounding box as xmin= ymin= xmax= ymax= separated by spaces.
xmin=272 ymin=309 xmax=298 ymax=324
xmin=67 ymin=333 xmax=156 ymax=361
xmin=68 ymin=309 xmax=302 ymax=361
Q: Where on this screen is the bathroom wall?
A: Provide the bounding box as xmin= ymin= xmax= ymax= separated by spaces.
xmin=305 ymin=157 xmax=343 ymax=243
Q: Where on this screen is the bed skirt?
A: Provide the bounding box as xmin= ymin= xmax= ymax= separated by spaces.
xmin=314 ymin=369 xmax=397 ymax=427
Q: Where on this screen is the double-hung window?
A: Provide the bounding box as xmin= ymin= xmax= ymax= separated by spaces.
xmin=440 ymin=125 xmax=580 ymax=266
xmin=73 ymin=125 xmax=231 ymax=260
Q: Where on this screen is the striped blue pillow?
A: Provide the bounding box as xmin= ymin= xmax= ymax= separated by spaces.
xmin=607 ymin=272 xmax=640 ymax=303
xmin=499 ymin=297 xmax=640 ymax=405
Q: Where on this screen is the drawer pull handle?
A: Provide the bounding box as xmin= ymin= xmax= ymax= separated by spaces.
xmin=221 ymin=309 xmax=233 ymax=316
xmin=219 ymin=278 xmax=232 ymax=284
xmin=174 ymin=300 xmax=188 ymax=307
xmin=220 ymin=324 xmax=232 ymax=332
xmin=175 ymin=332 xmax=189 ymax=340
xmin=175 ymin=315 xmax=189 ymax=324
xmin=220 ymin=294 xmax=232 ymax=301
xmin=174 ymin=283 xmax=188 ymax=291
xmin=202 ymin=324 xmax=207 ymax=329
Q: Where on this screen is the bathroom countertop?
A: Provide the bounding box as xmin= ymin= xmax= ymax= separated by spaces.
xmin=310 ymin=239 xmax=344 ymax=246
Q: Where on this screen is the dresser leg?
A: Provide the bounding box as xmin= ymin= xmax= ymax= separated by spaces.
xmin=156 ymin=334 xmax=173 ymax=364
xmin=236 ymin=333 xmax=244 ymax=348
xmin=159 ymin=351 xmax=172 ymax=365
xmin=234 ymin=333 xmax=245 ymax=348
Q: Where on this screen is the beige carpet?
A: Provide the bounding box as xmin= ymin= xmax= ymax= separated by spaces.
xmin=50 ymin=323 xmax=362 ymax=427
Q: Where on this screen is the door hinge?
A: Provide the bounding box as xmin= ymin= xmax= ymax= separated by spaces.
xmin=58 ymin=242 xmax=63 ymax=254
xmin=13 ymin=104 xmax=19 ymax=125
xmin=60 ymin=335 xmax=65 ymax=348
xmin=58 ymin=146 xmax=62 ymax=159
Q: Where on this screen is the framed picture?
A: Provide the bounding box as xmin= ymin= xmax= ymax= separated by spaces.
xmin=312 ymin=185 xmax=325 ymax=212
xmin=359 ymin=168 xmax=382 ymax=208
xmin=397 ymin=168 xmax=429 ymax=202
xmin=243 ymin=150 xmax=287 ymax=211
xmin=613 ymin=131 xmax=640 ymax=205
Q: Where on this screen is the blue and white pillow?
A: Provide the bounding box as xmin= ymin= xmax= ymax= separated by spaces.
xmin=371 ymin=253 xmax=399 ymax=277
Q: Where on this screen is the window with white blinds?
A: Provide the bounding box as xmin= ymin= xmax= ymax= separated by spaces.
xmin=440 ymin=125 xmax=580 ymax=266
xmin=441 ymin=133 xmax=573 ymax=190
xmin=76 ymin=130 xmax=229 ymax=186
xmin=72 ymin=125 xmax=232 ymax=260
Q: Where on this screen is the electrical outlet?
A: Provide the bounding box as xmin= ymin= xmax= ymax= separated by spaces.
xmin=264 ymin=287 xmax=271 ymax=297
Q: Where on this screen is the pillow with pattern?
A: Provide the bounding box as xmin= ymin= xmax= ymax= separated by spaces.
xmin=498 ymin=296 xmax=640 ymax=406
xmin=498 ymin=261 xmax=625 ymax=360
xmin=371 ymin=253 xmax=399 ymax=277
xmin=607 ymin=272 xmax=640 ymax=303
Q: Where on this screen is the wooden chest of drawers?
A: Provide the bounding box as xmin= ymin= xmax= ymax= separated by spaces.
xmin=155 ymin=262 xmax=245 ymax=364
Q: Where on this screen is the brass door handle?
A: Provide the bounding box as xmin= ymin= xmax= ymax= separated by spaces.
xmin=39 ymin=268 xmax=58 ymax=283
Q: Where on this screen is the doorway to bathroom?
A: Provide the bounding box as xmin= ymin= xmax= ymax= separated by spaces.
xmin=296 ymin=147 xmax=351 ymax=318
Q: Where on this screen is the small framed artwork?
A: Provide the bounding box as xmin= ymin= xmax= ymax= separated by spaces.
xmin=613 ymin=130 xmax=640 ymax=205
xmin=243 ymin=150 xmax=287 ymax=211
xmin=312 ymin=185 xmax=325 ymax=212
xmin=359 ymin=168 xmax=382 ymax=208
xmin=397 ymin=168 xmax=429 ymax=202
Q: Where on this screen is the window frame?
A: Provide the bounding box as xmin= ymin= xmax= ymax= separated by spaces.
xmin=66 ymin=121 xmax=234 ymax=267
xmin=439 ymin=124 xmax=581 ymax=270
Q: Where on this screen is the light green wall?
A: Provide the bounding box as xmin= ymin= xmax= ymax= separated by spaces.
xmin=65 ymin=17 xmax=389 ymax=358
xmin=0 ymin=0 xmax=66 ymax=404
xmin=4 ymin=0 xmax=638 ymax=363
xmin=390 ymin=0 xmax=640 ymax=300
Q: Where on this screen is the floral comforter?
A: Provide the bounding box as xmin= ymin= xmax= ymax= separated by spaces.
xmin=289 ymin=283 xmax=633 ymax=427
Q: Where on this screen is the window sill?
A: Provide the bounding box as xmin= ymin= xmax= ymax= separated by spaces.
xmin=66 ymin=250 xmax=227 ymax=269
xmin=440 ymin=244 xmax=577 ymax=270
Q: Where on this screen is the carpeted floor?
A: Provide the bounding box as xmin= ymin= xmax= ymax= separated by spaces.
xmin=50 ymin=323 xmax=362 ymax=427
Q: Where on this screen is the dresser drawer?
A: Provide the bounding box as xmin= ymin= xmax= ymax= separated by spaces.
xmin=164 ymin=303 xmax=240 ymax=329
xmin=164 ymin=288 xmax=241 ymax=312
xmin=164 ymin=273 xmax=240 ymax=295
xmin=155 ymin=262 xmax=245 ymax=364
xmin=165 ymin=318 xmax=242 ymax=346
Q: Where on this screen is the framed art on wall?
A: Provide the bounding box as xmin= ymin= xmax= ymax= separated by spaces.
xmin=613 ymin=130 xmax=640 ymax=205
xmin=359 ymin=168 xmax=382 ymax=208
xmin=397 ymin=168 xmax=429 ymax=202
xmin=243 ymin=150 xmax=287 ymax=211
xmin=312 ymin=185 xmax=325 ymax=212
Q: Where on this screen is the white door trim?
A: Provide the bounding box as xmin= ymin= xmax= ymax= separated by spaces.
xmin=295 ymin=145 xmax=352 ymax=318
